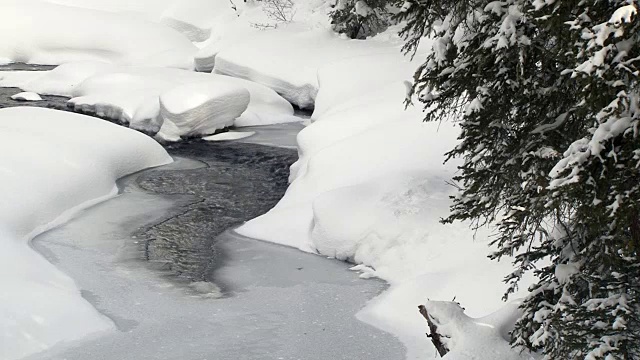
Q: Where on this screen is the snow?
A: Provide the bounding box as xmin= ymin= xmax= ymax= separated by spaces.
xmin=0 ymin=107 xmax=171 ymax=360
xmin=0 ymin=0 xmax=539 ymax=357
xmin=212 ymin=28 xmax=404 ymax=109
xmin=41 ymin=0 xmax=236 ymax=43
xmin=175 ymin=0 xmax=409 ymax=109
xmin=421 ymin=301 xmax=535 ymax=360
xmin=10 ymin=92 xmax=42 ymax=101
xmin=235 ymin=24 xmax=533 ymax=359
xmin=160 ymin=0 xmax=236 ymax=42
xmin=159 ymin=82 xmax=250 ymax=137
xmin=0 ymin=0 xmax=196 ymax=68
xmin=0 ymin=63 xmax=296 ymax=138
xmin=555 ymin=263 xmax=580 ymax=284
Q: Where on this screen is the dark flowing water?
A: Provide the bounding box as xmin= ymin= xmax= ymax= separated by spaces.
xmin=136 ymin=140 xmax=298 ymax=282
xmin=0 ymin=63 xmax=302 ymax=281
xmin=0 ymin=64 xmax=70 ymax=110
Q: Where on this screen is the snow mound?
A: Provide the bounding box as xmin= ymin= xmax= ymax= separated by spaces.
xmin=11 ymin=92 xmax=42 ymax=101
xmin=0 ymin=107 xmax=171 ymax=360
xmin=41 ymin=0 xmax=235 ymax=44
xmin=0 ymin=62 xmax=295 ymax=138
xmin=159 ymin=82 xmax=250 ymax=137
xmin=237 ymin=33 xmax=534 ymax=358
xmin=0 ymin=0 xmax=196 ymax=68
xmin=213 ymin=28 xmax=402 ymax=109
xmin=421 ymin=301 xmax=535 ymax=360
xmin=160 ymin=0 xmax=236 ymax=42
xmin=175 ymin=0 xmax=405 ymax=109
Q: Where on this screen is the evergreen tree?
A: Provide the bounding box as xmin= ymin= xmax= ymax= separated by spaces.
xmin=399 ymin=0 xmax=640 ymax=358
xmin=329 ymin=0 xmax=395 ymax=39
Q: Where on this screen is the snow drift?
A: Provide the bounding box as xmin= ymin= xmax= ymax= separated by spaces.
xmin=235 ymin=24 xmax=534 ymax=359
xmin=41 ymin=0 xmax=236 ymax=43
xmin=0 ymin=0 xmax=196 ymax=68
xmin=159 ymin=82 xmax=250 ymax=137
xmin=0 ymin=63 xmax=298 ymax=139
xmin=0 ymin=107 xmax=172 ymax=360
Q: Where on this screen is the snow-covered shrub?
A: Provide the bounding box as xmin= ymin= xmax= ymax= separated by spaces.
xmin=400 ymin=0 xmax=640 ymax=358
xmin=329 ymin=0 xmax=395 ymax=39
xmin=262 ymin=0 xmax=296 ymax=23
xmin=252 ymin=0 xmax=296 ymax=28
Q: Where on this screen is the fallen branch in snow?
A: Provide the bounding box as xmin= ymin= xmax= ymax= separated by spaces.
xmin=418 ymin=305 xmax=450 ymax=357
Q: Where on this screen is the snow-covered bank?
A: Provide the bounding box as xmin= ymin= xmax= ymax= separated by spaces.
xmin=198 ymin=1 xmax=406 ymax=109
xmin=0 ymin=63 xmax=298 ymax=139
xmin=228 ymin=17 xmax=534 ymax=360
xmin=0 ymin=107 xmax=171 ymax=360
xmin=42 ymin=0 xmax=235 ymax=43
xmin=0 ymin=0 xmax=196 ymax=68
xmin=212 ymin=28 xmax=400 ymax=109
xmin=21 ymin=137 xmax=404 ymax=359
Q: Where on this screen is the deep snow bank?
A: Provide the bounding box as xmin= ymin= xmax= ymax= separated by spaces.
xmin=196 ymin=0 xmax=405 ymax=109
xmin=0 ymin=0 xmax=196 ymax=68
xmin=0 ymin=63 xmax=297 ymax=139
xmin=236 ymin=30 xmax=534 ymax=359
xmin=0 ymin=107 xmax=172 ymax=360
xmin=213 ymin=29 xmax=403 ymax=109
xmin=42 ymin=0 xmax=236 ymax=43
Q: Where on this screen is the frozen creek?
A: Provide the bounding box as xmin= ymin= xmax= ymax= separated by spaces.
xmin=0 ymin=68 xmax=406 ymax=359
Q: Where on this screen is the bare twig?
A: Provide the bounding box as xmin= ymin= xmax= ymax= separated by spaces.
xmin=260 ymin=0 xmax=296 ymax=23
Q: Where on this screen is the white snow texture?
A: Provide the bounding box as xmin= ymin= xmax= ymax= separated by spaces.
xmin=0 ymin=0 xmax=538 ymax=359
xmin=0 ymin=108 xmax=171 ymax=360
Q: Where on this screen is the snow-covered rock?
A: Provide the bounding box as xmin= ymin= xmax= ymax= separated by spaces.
xmin=10 ymin=92 xmax=42 ymax=101
xmin=159 ymin=82 xmax=250 ymax=137
xmin=0 ymin=107 xmax=171 ymax=360
xmin=0 ymin=63 xmax=296 ymax=137
xmin=0 ymin=0 xmax=196 ymax=68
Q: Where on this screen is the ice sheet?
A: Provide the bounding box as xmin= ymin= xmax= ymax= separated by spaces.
xmin=27 ymin=158 xmax=406 ymax=360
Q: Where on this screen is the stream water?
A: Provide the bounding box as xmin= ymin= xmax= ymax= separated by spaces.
xmin=1 ymin=64 xmax=406 ymax=359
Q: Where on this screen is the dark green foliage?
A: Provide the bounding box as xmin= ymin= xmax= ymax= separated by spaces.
xmin=399 ymin=0 xmax=640 ymax=358
xmin=329 ymin=0 xmax=396 ymax=39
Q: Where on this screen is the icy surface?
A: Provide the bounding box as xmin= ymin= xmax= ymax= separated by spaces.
xmin=25 ymin=155 xmax=405 ymax=360
xmin=0 ymin=0 xmax=196 ymax=68
xmin=203 ymin=131 xmax=256 ymax=141
xmin=237 ymin=122 xmax=307 ymax=149
xmin=0 ymin=107 xmax=171 ymax=360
